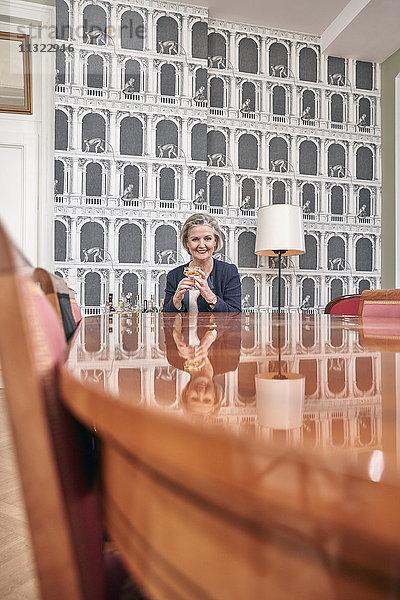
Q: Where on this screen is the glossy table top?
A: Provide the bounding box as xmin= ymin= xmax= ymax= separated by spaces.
xmin=64 ymin=311 xmax=400 ymax=598
xmin=66 ymin=311 xmax=400 ymax=481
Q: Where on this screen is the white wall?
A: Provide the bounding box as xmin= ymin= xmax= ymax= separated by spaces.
xmin=0 ymin=0 xmax=55 ymax=269
xmin=381 ymin=46 xmax=400 ymax=288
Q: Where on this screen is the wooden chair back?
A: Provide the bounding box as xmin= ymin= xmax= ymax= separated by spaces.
xmin=33 ymin=267 xmax=78 ymax=341
xmin=324 ymin=294 xmax=361 ymax=316
xmin=0 ymin=222 xmax=119 ymax=600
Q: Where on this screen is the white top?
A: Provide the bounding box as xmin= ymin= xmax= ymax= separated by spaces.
xmin=188 ymin=316 xmax=201 ymax=346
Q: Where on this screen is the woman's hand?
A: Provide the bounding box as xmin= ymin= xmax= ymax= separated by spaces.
xmin=172 ymin=328 xmax=194 ymax=359
xmin=199 ymin=329 xmax=218 ymax=351
xmin=173 ymin=277 xmax=193 ymax=310
xmin=190 ymin=270 xmax=215 ymax=304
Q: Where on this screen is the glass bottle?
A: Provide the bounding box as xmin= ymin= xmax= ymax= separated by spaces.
xmin=133 ymin=294 xmax=141 ymax=312
xmin=150 ymin=294 xmax=159 ymax=312
xmin=107 ymin=293 xmax=115 ymax=312
xmin=125 ymin=293 xmax=132 ymax=311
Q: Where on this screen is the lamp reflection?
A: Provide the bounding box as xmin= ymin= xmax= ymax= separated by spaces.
xmin=256 ymin=317 xmax=305 ymax=436
xmin=368 ymin=450 xmax=384 ymax=482
xmin=255 ymin=373 xmax=305 ymax=430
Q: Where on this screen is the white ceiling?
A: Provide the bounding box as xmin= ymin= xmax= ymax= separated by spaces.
xmin=181 ymin=0 xmax=400 ymax=62
xmin=192 ymin=0 xmax=349 ymax=36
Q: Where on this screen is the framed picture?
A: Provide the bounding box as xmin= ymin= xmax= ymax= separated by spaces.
xmin=0 ymin=32 xmax=32 ymax=114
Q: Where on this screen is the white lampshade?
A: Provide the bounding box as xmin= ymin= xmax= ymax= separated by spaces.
xmin=255 ymin=204 xmax=305 ymax=256
xmin=255 ymin=373 xmax=305 ymax=429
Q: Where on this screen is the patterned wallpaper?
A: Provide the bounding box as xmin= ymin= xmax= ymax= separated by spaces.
xmin=54 ymin=0 xmax=381 ymax=313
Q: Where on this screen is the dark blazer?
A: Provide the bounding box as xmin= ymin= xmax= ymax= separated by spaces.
xmin=163 ymin=259 xmax=242 ymax=312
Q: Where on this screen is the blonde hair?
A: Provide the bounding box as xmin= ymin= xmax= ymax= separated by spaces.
xmin=180 ymin=213 xmax=223 ymax=254
xmin=180 ymin=380 xmax=224 ymax=416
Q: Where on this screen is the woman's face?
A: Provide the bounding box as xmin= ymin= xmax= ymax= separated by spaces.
xmin=186 ymin=225 xmax=216 ymax=261
xmin=186 ymin=375 xmax=216 ymax=414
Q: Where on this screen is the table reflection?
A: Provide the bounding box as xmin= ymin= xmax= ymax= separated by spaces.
xmin=68 ymin=313 xmax=389 ymax=466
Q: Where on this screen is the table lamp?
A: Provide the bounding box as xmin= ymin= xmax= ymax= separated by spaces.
xmin=255 ymin=204 xmax=305 ymax=313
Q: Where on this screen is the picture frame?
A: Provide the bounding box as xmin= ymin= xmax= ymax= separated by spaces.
xmin=0 ymin=32 xmax=32 ymax=114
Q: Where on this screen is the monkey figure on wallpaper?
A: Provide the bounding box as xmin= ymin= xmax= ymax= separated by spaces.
xmin=121 ymin=184 xmax=135 ymax=200
xmin=329 ymin=257 xmax=345 ymax=270
xmin=271 ymin=64 xmax=287 ymax=77
xmin=357 ymin=204 xmax=367 ymax=219
xmin=208 ymin=55 xmax=225 ymax=69
xmin=85 ymin=29 xmax=105 ymax=45
xmin=193 ymin=188 xmax=205 ymax=206
xmin=83 ymin=138 xmax=105 ymax=153
xmin=270 ymin=159 xmax=287 ymax=172
xmin=240 ymin=99 xmax=251 ymax=113
xmin=208 ymin=153 xmax=225 ymax=167
xmin=193 ymin=86 xmax=206 ymax=102
xmin=329 ymin=73 xmax=345 ymax=86
xmin=82 ymin=247 xmax=104 ymax=262
xmin=270 ymin=255 xmax=289 ymax=269
xmin=122 ymin=78 xmax=135 ymax=95
xmin=158 ymin=40 xmax=177 ymax=54
xmin=357 ymin=113 xmax=367 ymax=128
xmin=301 ymin=106 xmax=312 ymax=121
xmin=242 ymin=294 xmax=250 ymax=309
xmin=329 ymin=164 xmax=345 ymax=178
xmin=240 ymin=196 xmax=253 ymax=212
xmin=300 ymin=295 xmax=311 ymax=310
xmin=158 ymin=144 xmax=178 ymax=158
xmin=157 ymin=249 xmax=176 ymax=264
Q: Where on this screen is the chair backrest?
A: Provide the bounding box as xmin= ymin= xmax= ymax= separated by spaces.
xmin=324 ymin=294 xmax=361 ymax=316
xmin=0 ymin=223 xmax=108 ymax=600
xmin=359 ymin=288 xmax=400 ymax=318
xmin=359 ymin=318 xmax=400 ymax=351
xmin=70 ymin=293 xmax=83 ymax=326
xmin=33 ymin=268 xmax=78 ymax=341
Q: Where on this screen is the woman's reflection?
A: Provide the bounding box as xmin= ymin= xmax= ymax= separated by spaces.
xmin=164 ymin=314 xmax=241 ymax=415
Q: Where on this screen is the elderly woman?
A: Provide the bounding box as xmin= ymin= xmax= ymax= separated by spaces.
xmin=162 ymin=213 xmax=242 ymax=312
